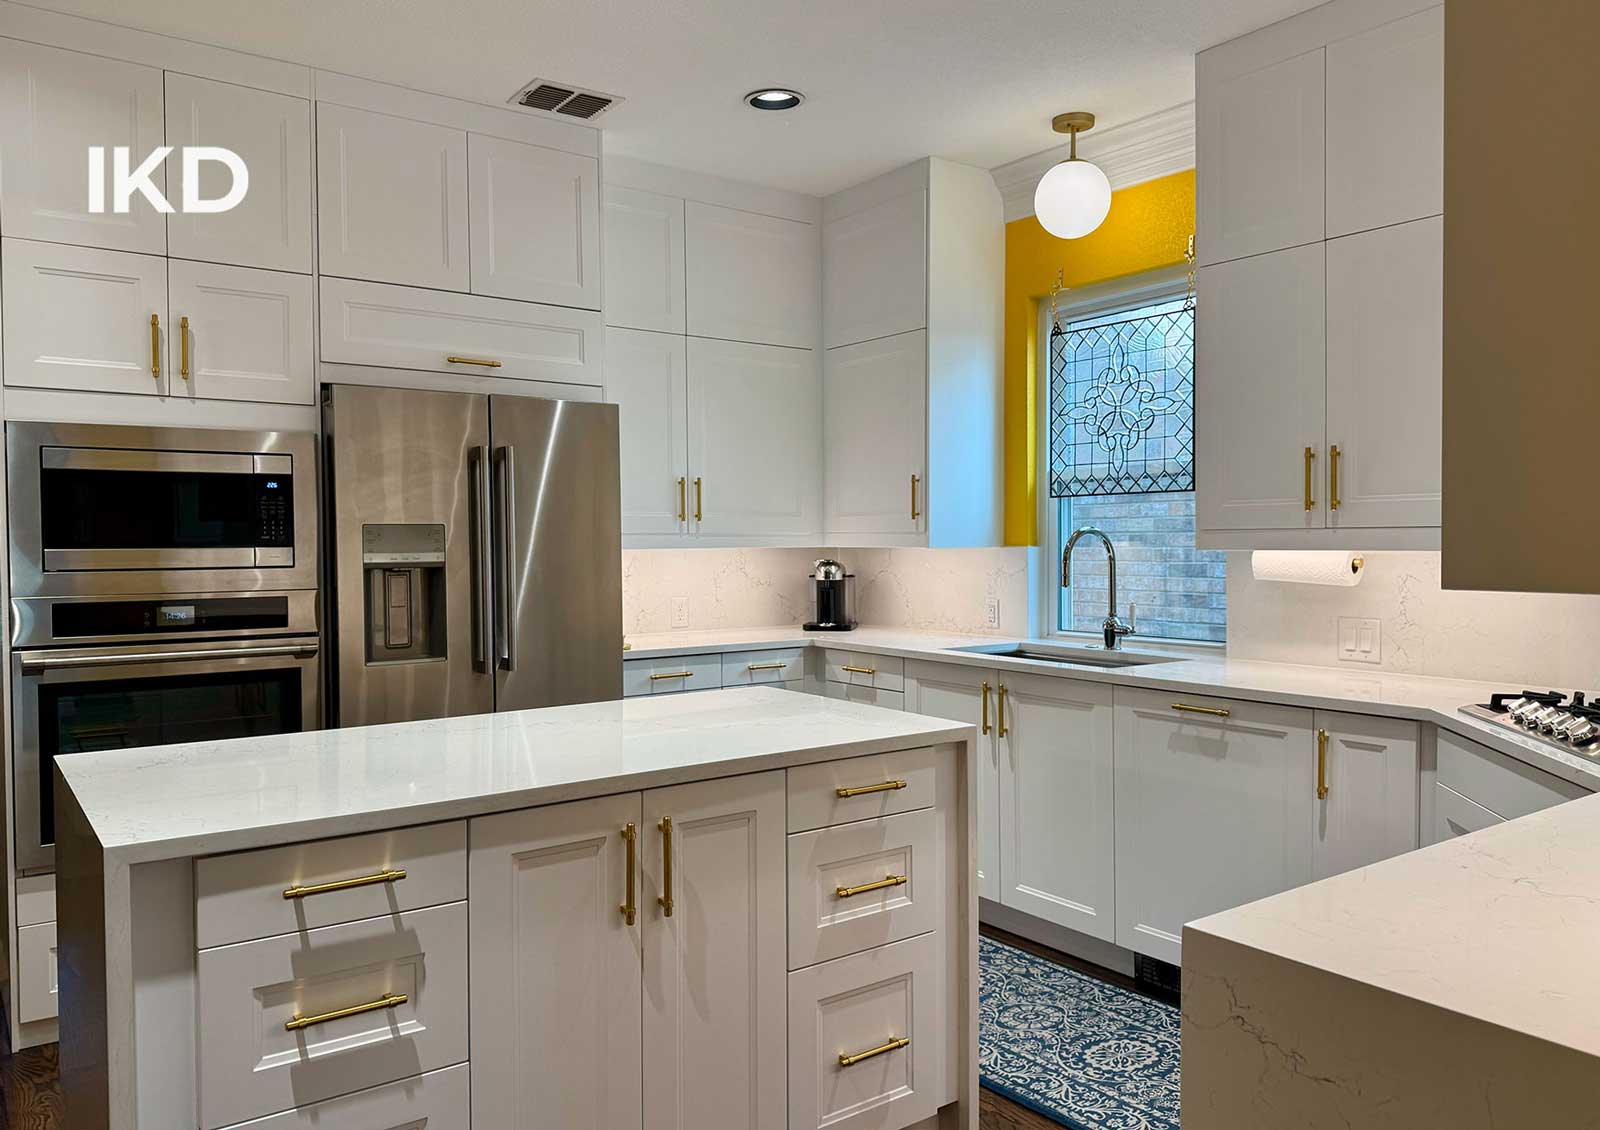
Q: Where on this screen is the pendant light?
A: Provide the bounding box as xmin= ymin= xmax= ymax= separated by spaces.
xmin=1033 ymin=112 xmax=1112 ymax=239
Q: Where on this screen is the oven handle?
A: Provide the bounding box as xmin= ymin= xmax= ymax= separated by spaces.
xmin=18 ymin=643 xmax=318 ymax=674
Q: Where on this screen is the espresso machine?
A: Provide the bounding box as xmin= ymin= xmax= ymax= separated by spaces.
xmin=803 ymin=558 xmax=856 ymax=631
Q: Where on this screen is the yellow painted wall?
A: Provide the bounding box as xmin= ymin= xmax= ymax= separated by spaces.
xmin=1004 ymin=169 xmax=1196 ymax=545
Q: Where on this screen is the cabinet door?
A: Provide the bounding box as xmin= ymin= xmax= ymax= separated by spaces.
xmin=317 ymin=104 xmax=469 ymax=291
xmin=1325 ymin=217 xmax=1443 ymax=529
xmin=1325 ymin=5 xmax=1444 ymax=238
xmin=1 ymin=238 xmax=167 ymax=395
xmin=165 ymin=74 xmax=312 ymax=273
xmin=905 ymin=660 xmax=998 ymax=903
xmin=468 ymin=133 xmax=601 ymax=309
xmin=998 ymin=673 xmax=1116 ymax=942
xmin=685 ymin=202 xmax=818 ymax=349
xmin=0 ymin=39 xmax=165 ymax=254
xmin=1311 ymin=712 xmax=1419 ymax=882
xmin=1195 ymin=242 xmax=1326 ymax=531
xmin=686 ymin=338 xmax=820 ymax=538
xmin=469 ymin=793 xmax=643 ymax=1130
xmin=1197 ymin=48 xmax=1324 ymax=264
xmin=604 ymin=184 xmax=686 ymax=333
xmin=608 ymin=327 xmax=689 ymax=535
xmin=168 ymin=260 xmax=314 ymax=404
xmin=1113 ymin=688 xmax=1314 ymax=964
xmin=823 ymin=331 xmax=927 ymax=538
xmin=642 ymin=771 xmax=786 ymax=1130
xmin=822 ymin=190 xmax=927 ymax=348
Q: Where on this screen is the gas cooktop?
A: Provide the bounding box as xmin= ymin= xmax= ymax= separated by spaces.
xmin=1460 ymin=691 xmax=1600 ymax=757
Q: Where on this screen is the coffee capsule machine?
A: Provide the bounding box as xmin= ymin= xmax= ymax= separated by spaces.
xmin=803 ymin=558 xmax=856 ymax=631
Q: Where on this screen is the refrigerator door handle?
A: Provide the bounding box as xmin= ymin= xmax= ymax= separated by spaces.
xmin=469 ymin=444 xmax=493 ymax=672
xmin=493 ymin=443 xmax=518 ymax=672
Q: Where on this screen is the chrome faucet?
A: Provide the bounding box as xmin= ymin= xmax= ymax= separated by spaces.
xmin=1061 ymin=526 xmax=1135 ymax=650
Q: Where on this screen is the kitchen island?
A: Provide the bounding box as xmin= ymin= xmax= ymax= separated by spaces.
xmin=56 ymin=686 xmax=978 ymax=1130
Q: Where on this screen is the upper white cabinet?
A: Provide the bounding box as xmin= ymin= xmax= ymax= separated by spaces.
xmin=0 ymin=39 xmax=166 ymax=254
xmin=1311 ymin=712 xmax=1419 ymax=882
xmin=607 ymin=327 xmax=689 ymax=535
xmin=604 ymin=184 xmax=686 ymax=334
xmin=168 ymin=260 xmax=315 ymax=405
xmin=165 ymin=73 xmax=312 ymax=273
xmin=822 ymin=190 xmax=926 ymax=349
xmin=685 ymin=201 xmax=818 ymax=349
xmin=823 ymin=331 xmax=927 ymax=538
xmin=317 ymin=103 xmax=470 ymax=291
xmin=468 ymin=133 xmax=600 ymax=309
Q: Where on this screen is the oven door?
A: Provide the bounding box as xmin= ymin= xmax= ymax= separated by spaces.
xmin=12 ymin=637 xmax=319 ymax=872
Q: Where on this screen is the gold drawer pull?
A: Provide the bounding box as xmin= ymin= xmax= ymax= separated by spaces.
xmin=836 ymin=874 xmax=908 ymax=899
xmin=677 ymin=476 xmax=687 ymax=522
xmin=981 ymin=681 xmax=991 ymax=735
xmin=179 ymin=315 xmax=191 ymax=379
xmin=839 ymin=1036 xmax=910 ymax=1067
xmin=282 ymin=868 xmax=407 ymax=900
xmin=747 ymin=661 xmax=788 ymax=671
xmin=446 ymin=354 xmax=502 ymax=367
xmin=658 ymin=816 xmax=674 ymax=917
xmin=1329 ymin=444 xmax=1342 ymax=511
xmin=841 ymin=664 xmax=876 ymax=676
xmin=285 ymin=992 xmax=407 ymax=1032
xmin=620 ymin=822 xmax=637 ymax=925
xmin=910 ymin=473 xmax=920 ymax=521
xmin=150 ymin=313 xmax=161 ymax=378
xmin=1316 ymin=729 xmax=1330 ymax=800
xmin=649 ymin=671 xmax=694 ymax=681
xmin=1303 ymin=446 xmax=1315 ymax=512
xmin=835 ymin=779 xmax=907 ymax=798
xmin=1171 ymin=703 xmax=1231 ymax=719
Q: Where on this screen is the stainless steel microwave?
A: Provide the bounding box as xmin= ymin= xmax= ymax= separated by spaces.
xmin=6 ymin=422 xmax=318 ymax=598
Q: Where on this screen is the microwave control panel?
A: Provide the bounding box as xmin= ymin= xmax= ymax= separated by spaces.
xmin=254 ymin=474 xmax=294 ymax=547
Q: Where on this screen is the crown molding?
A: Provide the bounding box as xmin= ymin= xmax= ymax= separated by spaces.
xmin=991 ymin=102 xmax=1195 ymax=224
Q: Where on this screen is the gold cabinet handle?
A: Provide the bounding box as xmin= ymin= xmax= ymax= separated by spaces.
xmin=620 ymin=823 xmax=637 ymax=925
xmin=1303 ymin=446 xmax=1315 ymax=512
xmin=150 ymin=313 xmax=160 ymax=378
xmin=657 ymin=816 xmax=674 ymax=917
xmin=446 ymin=354 xmax=502 ymax=367
xmin=839 ymin=1036 xmax=909 ymax=1067
xmin=980 ymin=681 xmax=991 ymax=736
xmin=747 ymin=661 xmax=788 ymax=671
xmin=997 ymin=684 xmax=1008 ymax=737
xmin=179 ymin=315 xmax=190 ymax=379
xmin=835 ymin=779 xmax=907 ymax=798
xmin=911 ymin=474 xmax=920 ymax=521
xmin=1171 ymin=702 xmax=1231 ymax=718
xmin=649 ymin=671 xmax=694 ymax=681
xmin=1329 ymin=444 xmax=1341 ymax=511
xmin=285 ymin=992 xmax=407 ymax=1032
xmin=677 ymin=476 xmax=687 ymax=522
xmin=1316 ymin=729 xmax=1330 ymax=800
xmin=841 ymin=664 xmax=876 ymax=676
xmin=694 ymin=476 xmax=703 ymax=522
xmin=282 ymin=868 xmax=407 ymax=900
xmin=836 ymin=874 xmax=908 ymax=899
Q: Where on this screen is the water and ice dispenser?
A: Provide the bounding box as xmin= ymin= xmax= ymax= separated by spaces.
xmin=362 ymin=524 xmax=448 ymax=664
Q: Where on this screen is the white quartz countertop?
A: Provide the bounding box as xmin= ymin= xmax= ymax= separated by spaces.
xmin=624 ymin=626 xmax=1600 ymax=789
xmin=57 ymin=687 xmax=972 ymax=865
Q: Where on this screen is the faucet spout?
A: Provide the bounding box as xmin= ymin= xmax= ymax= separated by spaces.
xmin=1060 ymin=525 xmax=1135 ymax=649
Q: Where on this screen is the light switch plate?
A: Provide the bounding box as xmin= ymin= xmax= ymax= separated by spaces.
xmin=1338 ymin=616 xmax=1381 ymax=664
xmin=670 ymin=596 xmax=689 ymax=629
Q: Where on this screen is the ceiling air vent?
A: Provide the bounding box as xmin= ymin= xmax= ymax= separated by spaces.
xmin=509 ymin=79 xmax=621 ymax=122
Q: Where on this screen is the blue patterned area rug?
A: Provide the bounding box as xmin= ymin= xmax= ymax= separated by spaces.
xmin=979 ymin=935 xmax=1181 ymax=1130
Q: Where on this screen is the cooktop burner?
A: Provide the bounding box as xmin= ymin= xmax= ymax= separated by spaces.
xmin=1460 ymin=690 xmax=1600 ymax=756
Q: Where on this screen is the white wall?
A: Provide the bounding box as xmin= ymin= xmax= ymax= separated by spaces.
xmin=851 ymin=547 xmax=1032 ymax=636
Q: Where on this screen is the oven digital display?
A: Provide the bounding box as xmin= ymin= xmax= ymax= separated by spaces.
xmin=158 ymin=604 xmax=196 ymax=625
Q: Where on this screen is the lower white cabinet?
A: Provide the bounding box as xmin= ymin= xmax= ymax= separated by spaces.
xmin=1431 ymin=781 xmax=1503 ymax=843
xmin=225 ymin=1065 xmax=469 ymax=1130
xmin=905 ymin=660 xmax=999 ymax=903
xmin=723 ymin=647 xmax=806 ymax=686
xmin=15 ymin=921 xmax=57 ymax=1025
xmin=622 ymin=652 xmax=723 ymax=696
xmin=167 ymin=260 xmax=314 ymax=405
xmin=825 ymin=682 xmax=905 ymax=710
xmin=1311 ymin=711 xmax=1420 ymax=881
xmin=1430 ymin=728 xmax=1587 ymax=839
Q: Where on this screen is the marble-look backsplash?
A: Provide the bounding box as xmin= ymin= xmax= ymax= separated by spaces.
xmin=851 ymin=547 xmax=1034 ymax=637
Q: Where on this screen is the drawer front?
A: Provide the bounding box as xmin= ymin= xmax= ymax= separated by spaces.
xmin=788 ymin=808 xmax=945 ymax=969
xmin=826 ymin=650 xmax=905 ymax=691
xmin=622 ymin=653 xmax=722 ymax=696
xmin=1436 ymin=729 xmax=1587 ymax=820
xmin=824 ymin=682 xmax=905 ymax=711
xmin=319 ymin=275 xmax=604 ymax=387
xmin=722 ymin=647 xmax=806 ymax=686
xmin=219 ymin=1064 xmax=469 ymax=1130
xmin=788 ymin=932 xmax=943 ymax=1130
xmin=16 ymin=873 xmax=55 ymax=927
xmin=1432 ymin=781 xmax=1504 ymax=843
xmin=788 ymin=746 xmax=946 ymax=833
xmin=195 ymin=820 xmax=467 ymax=949
xmin=16 ymin=922 xmax=57 ymax=1024
xmin=197 ymin=901 xmax=468 ymax=1130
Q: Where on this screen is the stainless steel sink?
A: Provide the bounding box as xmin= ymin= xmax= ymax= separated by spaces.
xmin=946 ymin=641 xmax=1180 ymax=669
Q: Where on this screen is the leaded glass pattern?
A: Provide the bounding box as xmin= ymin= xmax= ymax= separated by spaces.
xmin=1049 ymin=298 xmax=1195 ymax=498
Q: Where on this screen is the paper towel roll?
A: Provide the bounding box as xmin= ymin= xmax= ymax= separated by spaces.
xmin=1250 ymin=550 xmax=1365 ymax=586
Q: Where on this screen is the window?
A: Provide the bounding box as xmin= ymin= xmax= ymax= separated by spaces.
xmin=1041 ymin=275 xmax=1226 ymax=644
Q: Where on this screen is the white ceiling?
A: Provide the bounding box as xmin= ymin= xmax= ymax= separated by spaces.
xmin=24 ymin=0 xmax=1322 ymax=196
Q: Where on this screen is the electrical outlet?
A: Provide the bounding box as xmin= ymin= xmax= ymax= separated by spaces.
xmin=985 ymin=597 xmax=1001 ymax=629
xmin=670 ymin=596 xmax=689 ymax=629
xmin=1337 ymin=616 xmax=1381 ymax=664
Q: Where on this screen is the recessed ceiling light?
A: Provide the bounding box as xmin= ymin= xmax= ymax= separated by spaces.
xmin=745 ymin=88 xmax=804 ymax=111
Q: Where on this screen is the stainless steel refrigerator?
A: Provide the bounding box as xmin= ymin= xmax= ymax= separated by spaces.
xmin=323 ymin=384 xmax=622 ymax=725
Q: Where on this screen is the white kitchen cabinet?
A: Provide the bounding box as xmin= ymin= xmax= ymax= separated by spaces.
xmin=1325 ymin=5 xmax=1444 ymax=238
xmin=469 ymin=793 xmax=642 ymax=1130
xmin=822 ymin=189 xmax=927 ymax=349
xmin=1113 ymin=688 xmax=1314 ymax=964
xmin=905 ymin=660 xmax=999 ymax=903
xmin=468 ymin=132 xmax=601 ymax=309
xmin=1196 ymin=47 xmax=1325 ymax=265
xmin=823 ymin=331 xmax=927 ymax=538
xmin=15 ymin=922 xmax=57 ymax=1025
xmin=316 ymin=103 xmax=469 ymax=291
xmin=1195 ymin=243 xmax=1326 ymax=532
xmin=1434 ymin=729 xmax=1587 ymax=823
xmin=167 ymin=260 xmax=314 ymax=404
xmin=0 ymin=39 xmax=166 ymax=254
xmin=1324 ymin=216 xmax=1443 ymax=529
xmin=823 ymin=683 xmax=905 ymax=710
xmin=608 ymin=327 xmax=690 ymax=534
xmin=2 ymin=238 xmax=168 ymax=395
xmin=685 ymin=201 xmax=818 ymax=349
xmin=1430 ymin=781 xmax=1503 ymax=844
xmin=997 ymin=673 xmax=1116 ymax=943
xmin=686 ymin=337 xmax=821 ymax=538
xmin=164 ymin=74 xmax=312 ymax=273
xmin=604 ymin=184 xmax=686 ymax=333
xmin=1311 ymin=712 xmax=1420 ymax=882
xmin=642 ymin=771 xmax=787 ymax=1130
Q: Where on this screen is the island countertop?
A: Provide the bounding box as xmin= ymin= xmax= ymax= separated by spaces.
xmin=55 ymin=686 xmax=973 ymax=866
